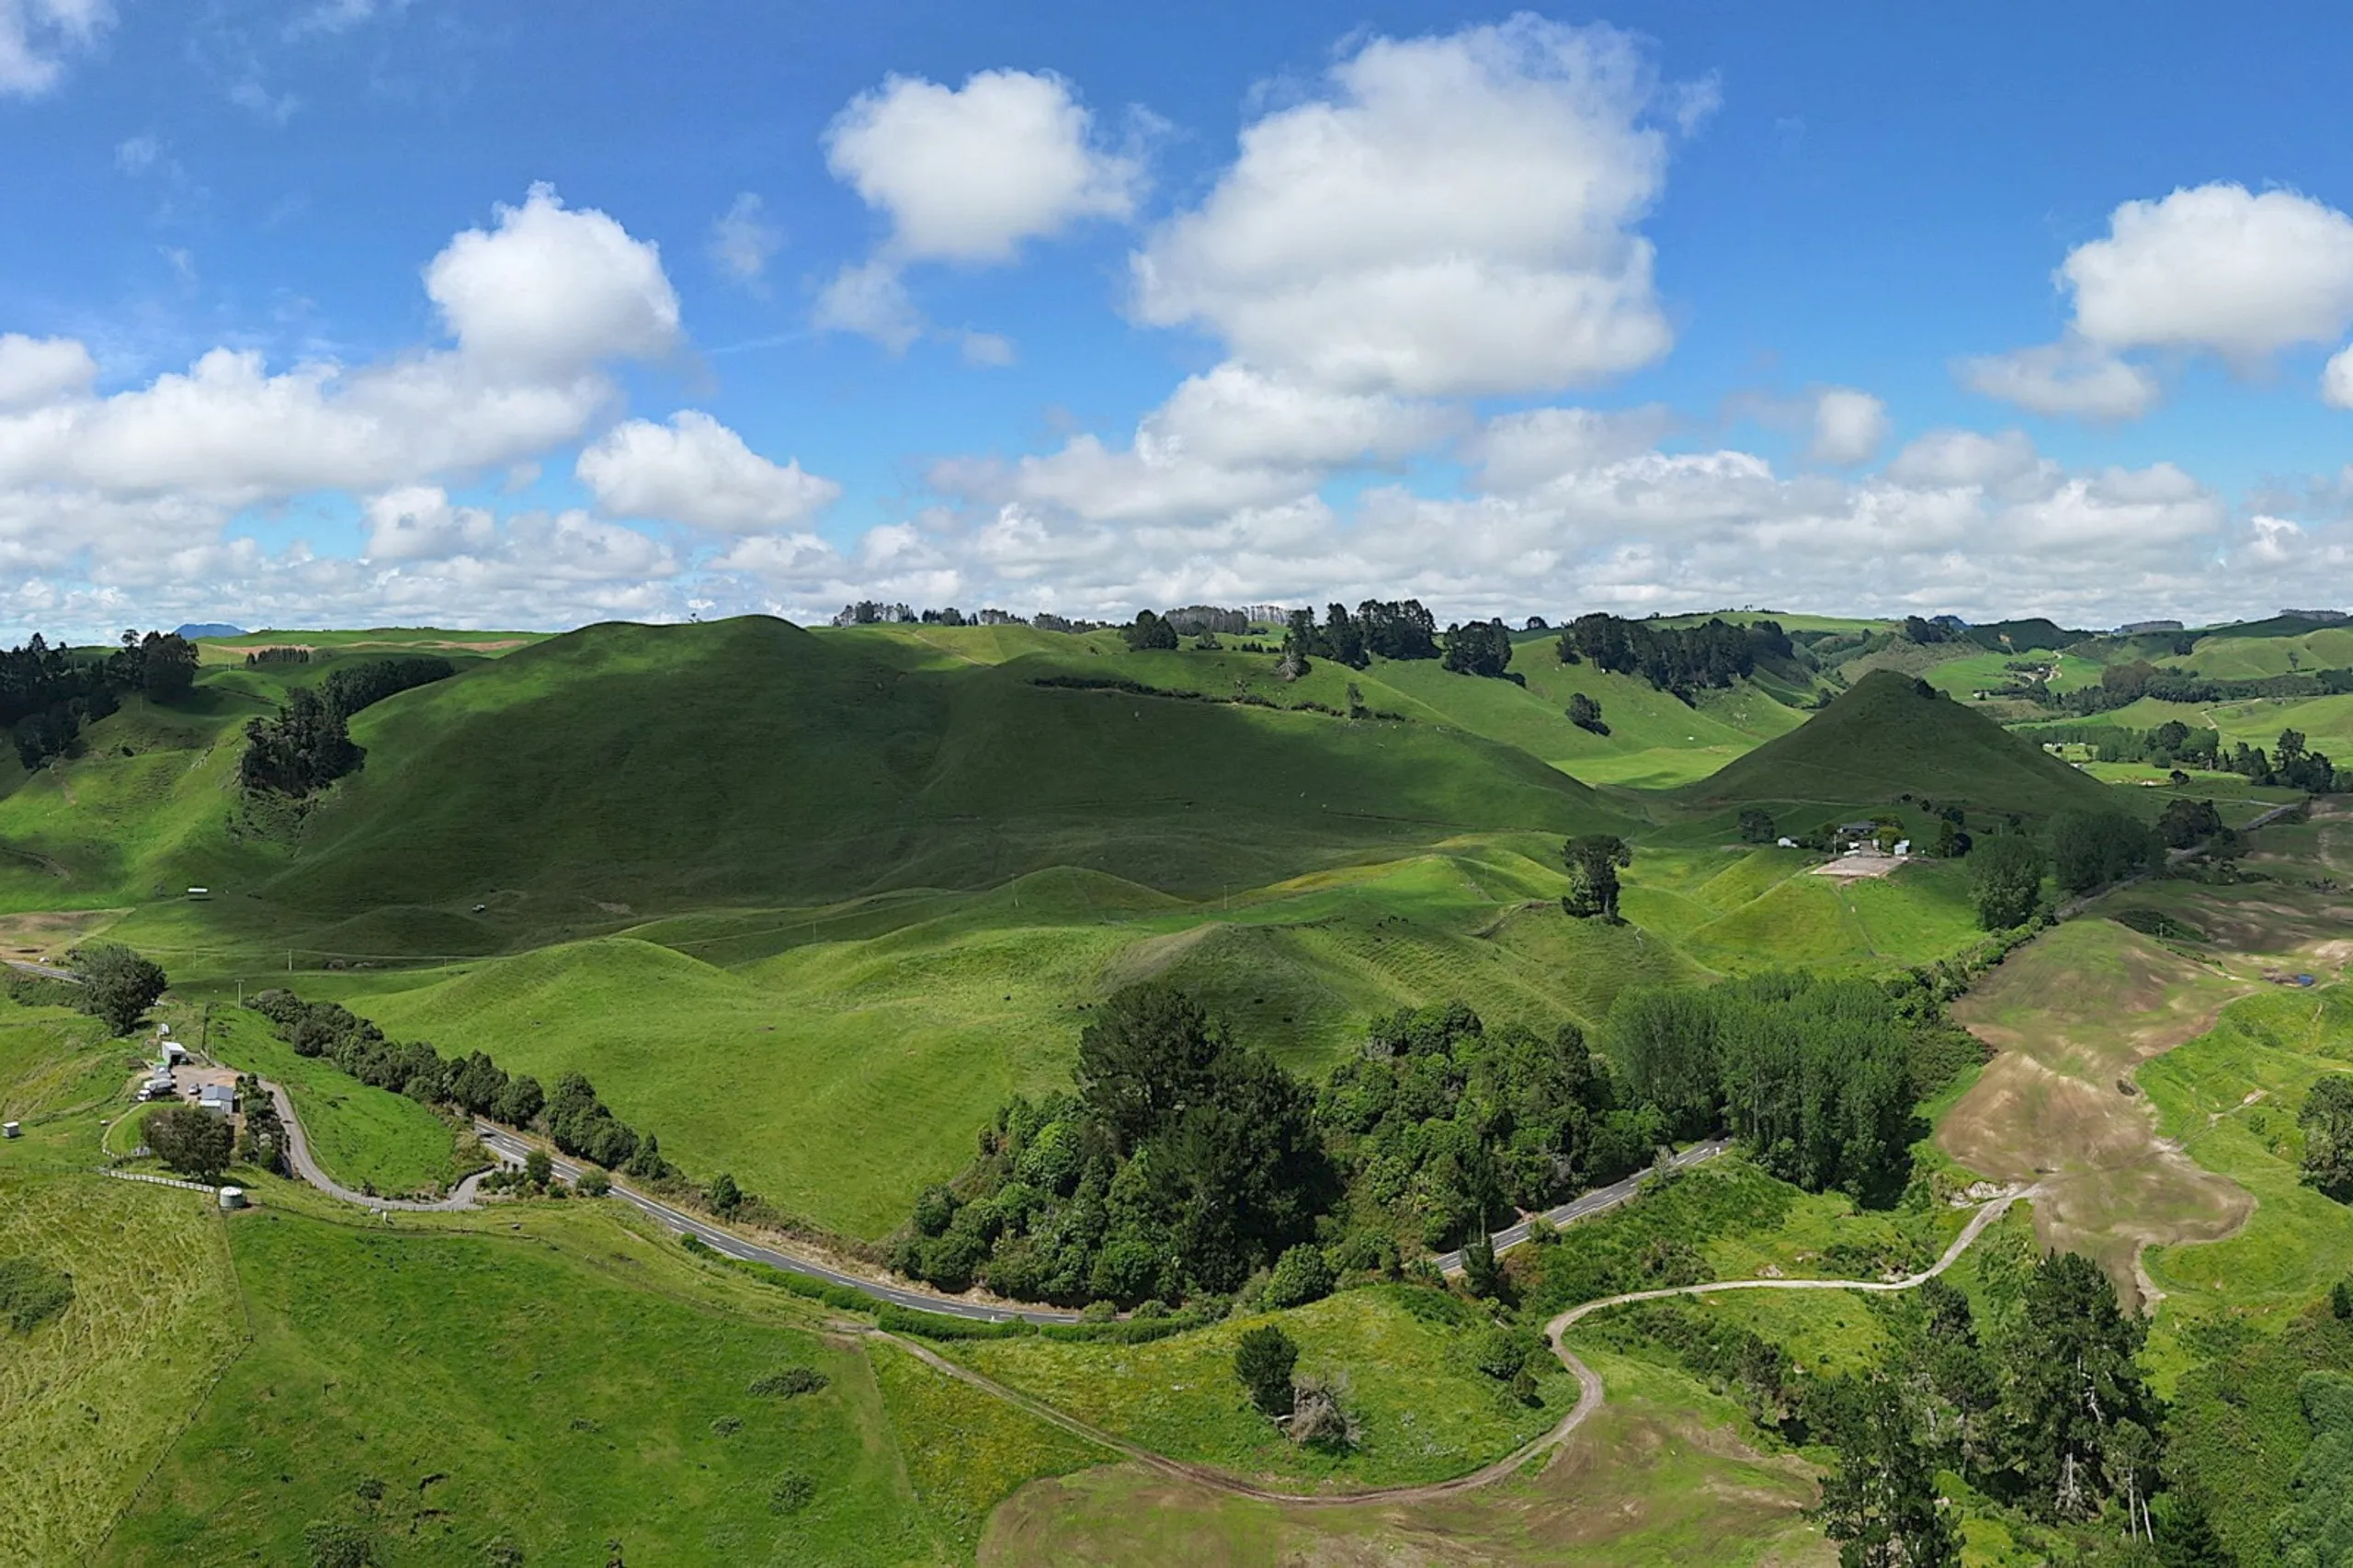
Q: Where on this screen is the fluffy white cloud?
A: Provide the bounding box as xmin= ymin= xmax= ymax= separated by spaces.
xmin=816 ymin=68 xmax=1136 ymax=355
xmin=1956 ymin=341 xmax=2161 ymax=420
xmin=1463 ymin=405 xmax=1674 ymax=492
xmin=2063 ymin=184 xmax=2353 ymax=362
xmin=2325 ymin=345 xmax=2353 ymax=410
xmin=824 ymin=69 xmax=1141 ymax=264
xmin=1970 ymin=184 xmax=2353 ymax=418
xmin=1131 ymin=17 xmax=1679 ymax=397
xmin=710 ymin=193 xmax=782 ymax=288
xmin=363 ymin=485 xmax=495 ymax=561
xmin=576 ymin=411 xmax=841 ymax=533
xmin=812 ymin=259 xmax=923 ymax=353
xmin=1884 ymin=428 xmax=2042 ymax=492
xmin=0 ymin=187 xmax=679 ymax=506
xmin=0 ymin=0 xmax=109 ymax=97
xmin=0 ymin=334 xmax=96 ymax=411
xmin=426 ymin=184 xmax=680 ymax=375
xmin=932 ymin=363 xmax=1452 ymax=525
xmin=1807 ymin=388 xmax=1889 ymax=465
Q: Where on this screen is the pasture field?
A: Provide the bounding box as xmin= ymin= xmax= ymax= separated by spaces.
xmin=0 ymin=1173 xmax=245 ymax=1567
xmin=201 ymin=1005 xmax=469 ymax=1197
xmin=97 ymin=1194 xmax=1097 ymax=1567
xmin=976 ymin=1351 xmax=1827 ymax=1567
xmin=948 ymin=1285 xmax=1580 ymax=1489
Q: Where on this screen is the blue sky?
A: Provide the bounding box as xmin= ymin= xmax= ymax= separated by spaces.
xmin=4 ymin=0 xmax=2352 ymax=638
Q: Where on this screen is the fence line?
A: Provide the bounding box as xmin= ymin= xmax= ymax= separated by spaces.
xmin=99 ymin=1168 xmax=219 ymax=1195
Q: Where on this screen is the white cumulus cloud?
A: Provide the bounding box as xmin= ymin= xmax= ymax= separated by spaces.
xmin=2324 ymin=345 xmax=2353 ymax=411
xmin=1131 ymin=16 xmax=1680 ymax=398
xmin=1957 ymin=341 xmax=2162 ymax=421
xmin=0 ymin=0 xmax=110 ymax=97
xmin=0 ymin=334 xmax=97 ymax=412
xmin=576 ymin=411 xmax=841 ymax=534
xmin=709 ymin=193 xmax=782 ymax=289
xmin=426 ymin=183 xmax=680 ymax=375
xmin=1807 ymin=388 xmax=1890 ymax=466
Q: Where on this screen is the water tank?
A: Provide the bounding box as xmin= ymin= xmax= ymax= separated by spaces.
xmin=218 ymin=1187 xmax=247 ymax=1210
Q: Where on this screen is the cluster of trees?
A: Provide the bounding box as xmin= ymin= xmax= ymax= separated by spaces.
xmin=244 ymin=990 xmax=670 ymax=1180
xmin=1971 ymin=835 xmax=2048 ymax=929
xmin=145 ymin=1103 xmax=234 ymax=1182
xmin=1603 ymin=973 xmax=1925 ymax=1199
xmin=3 ymin=630 xmax=198 ymax=768
xmin=68 ymin=942 xmax=168 ymax=1035
xmin=1808 ymin=1256 xmax=2169 ymax=1562
xmin=1316 ymin=1003 xmax=1657 ymax=1250
xmin=2051 ymin=809 xmax=2165 ymax=896
xmin=1438 ymin=619 xmax=1515 ymax=678
xmin=1562 ymin=835 xmax=1632 ymax=922
xmin=1554 ymin=614 xmax=1792 ymax=700
xmin=1276 ymin=601 xmax=1446 ymax=674
xmin=834 ymin=600 xmax=1034 ymax=627
xmin=1567 ymin=692 xmax=1608 ymax=734
xmin=2302 ymin=1074 xmax=2353 ymax=1201
xmin=239 ymin=688 xmax=362 ymax=797
xmin=1120 ymin=609 xmax=1181 ymax=651
xmin=892 ymin=983 xmax=1334 ymax=1306
xmin=2156 ymin=797 xmax=2224 ymax=849
xmin=233 ymin=1074 xmax=289 ymax=1175
xmin=317 ymin=655 xmax=453 ymax=719
xmin=238 ymin=657 xmax=457 ymax=799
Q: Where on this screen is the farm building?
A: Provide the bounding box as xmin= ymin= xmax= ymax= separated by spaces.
xmin=197 ymin=1083 xmax=237 ymax=1116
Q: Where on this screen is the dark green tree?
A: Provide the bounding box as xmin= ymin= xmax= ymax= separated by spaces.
xmin=1562 ymin=835 xmax=1632 ymax=922
xmin=1234 ymin=1324 xmax=1299 ymax=1416
xmin=2299 ymin=1074 xmax=2353 ymax=1201
xmin=1812 ymin=1376 xmax=1962 ymax=1568
xmin=1461 ymin=1228 xmax=1502 ymax=1299
xmin=145 ymin=1104 xmax=234 ymax=1182
xmin=1265 ymin=1243 xmax=1334 ymax=1308
xmin=2050 ymin=810 xmax=2164 ymax=894
xmin=1970 ymin=835 xmax=2046 ymax=929
xmin=1321 ymin=603 xmax=1369 ymax=668
xmin=2007 ymin=1251 xmax=2155 ymax=1520
xmin=69 ymin=941 xmax=167 ymax=1034
xmin=708 ymin=1171 xmax=744 ymax=1216
xmin=1440 ymin=619 xmax=1513 ymax=677
xmin=523 ymin=1149 xmax=553 ymax=1187
xmin=2153 ymin=1491 xmax=2231 ymax=1568
xmin=240 ymin=687 xmax=363 ymax=796
xmin=1736 ymin=808 xmax=1776 ymax=843
xmin=1276 ymin=608 xmax=1315 ymax=679
xmin=2156 ymin=797 xmax=2222 ymax=850
xmin=1075 ymin=983 xmax=1229 ymax=1153
xmin=1567 ymin=692 xmax=1608 ymax=734
xmin=1121 ymin=609 xmax=1178 ymax=651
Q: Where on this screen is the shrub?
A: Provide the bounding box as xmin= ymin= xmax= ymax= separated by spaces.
xmin=1235 ymin=1324 xmax=1299 ymax=1416
xmin=767 ymin=1471 xmax=816 ymax=1514
xmin=747 ymin=1366 xmax=829 ymax=1398
xmin=302 ymin=1520 xmax=373 ymax=1568
xmin=1287 ymin=1373 xmax=1361 ymax=1449
xmin=0 ymin=1257 xmax=74 ymax=1334
xmin=575 ymin=1168 xmax=610 ymax=1198
xmin=1265 ymin=1244 xmax=1334 ymax=1309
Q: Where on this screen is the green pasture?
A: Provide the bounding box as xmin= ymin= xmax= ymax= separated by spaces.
xmin=950 ymin=1284 xmax=1577 ymax=1489
xmin=201 ymin=1005 xmax=468 ymax=1198
xmin=977 ymin=1349 xmax=1825 ymax=1566
xmin=97 ymin=1195 xmax=1096 ymax=1566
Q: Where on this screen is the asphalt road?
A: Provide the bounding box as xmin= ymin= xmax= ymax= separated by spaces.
xmin=1429 ymin=1138 xmax=1731 ymax=1274
xmin=468 ymin=1120 xmax=1084 ymax=1324
xmin=5 ymin=957 xmax=77 ymax=982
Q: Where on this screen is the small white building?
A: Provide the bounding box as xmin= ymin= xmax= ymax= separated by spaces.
xmin=1777 ymin=836 xmax=1797 ymax=848
xmin=1893 ymin=839 xmax=1912 ymax=857
xmin=2 ymin=1121 xmax=19 ymax=1139
xmin=197 ymin=1083 xmax=236 ymax=1116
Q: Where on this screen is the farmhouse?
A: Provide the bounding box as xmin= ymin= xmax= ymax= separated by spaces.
xmin=197 ymin=1083 xmax=237 ymax=1116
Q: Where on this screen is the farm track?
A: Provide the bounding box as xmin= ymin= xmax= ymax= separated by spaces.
xmin=874 ymin=1188 xmax=2029 ymax=1506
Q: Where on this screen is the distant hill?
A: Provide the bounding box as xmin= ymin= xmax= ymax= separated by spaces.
xmin=261 ymin=616 xmax=1635 ymax=921
xmin=1685 ymin=668 xmax=2116 ymax=816
xmin=1961 ymin=619 xmax=2087 ymax=653
xmin=175 ymin=622 xmax=246 ymax=639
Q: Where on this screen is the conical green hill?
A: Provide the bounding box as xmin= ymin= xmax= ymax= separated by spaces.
xmin=1685 ymin=668 xmax=2115 ymax=815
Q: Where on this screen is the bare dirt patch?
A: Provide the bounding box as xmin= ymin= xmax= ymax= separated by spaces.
xmin=1808 ymin=854 xmax=1903 ymax=881
xmin=1939 ymin=921 xmax=2257 ymax=1307
xmin=0 ymin=908 xmax=123 ymax=958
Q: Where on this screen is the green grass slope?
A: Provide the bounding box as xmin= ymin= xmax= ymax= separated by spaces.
xmin=1687 ymin=667 xmax=2119 ymax=817
xmin=251 ymin=618 xmax=1633 ymax=943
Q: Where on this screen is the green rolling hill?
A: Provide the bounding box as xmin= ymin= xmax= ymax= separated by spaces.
xmin=1685 ymin=667 xmax=2118 ymax=818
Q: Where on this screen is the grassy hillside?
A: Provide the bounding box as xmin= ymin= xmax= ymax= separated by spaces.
xmin=236 ymin=618 xmax=1632 ymax=945
xmin=1687 ymin=667 xmax=2119 ymax=818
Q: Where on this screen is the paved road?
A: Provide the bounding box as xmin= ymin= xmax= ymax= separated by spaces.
xmin=468 ymin=1120 xmax=1085 ymax=1324
xmin=1430 ymin=1139 xmax=1730 ymax=1274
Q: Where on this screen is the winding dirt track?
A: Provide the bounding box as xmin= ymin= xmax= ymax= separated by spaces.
xmin=873 ymin=1187 xmax=2029 ymax=1507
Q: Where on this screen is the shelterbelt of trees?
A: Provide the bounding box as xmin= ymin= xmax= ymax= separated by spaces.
xmin=1 ymin=630 xmax=197 ymax=767
xmin=891 ymin=966 xmax=1988 ymax=1312
xmin=236 ymin=655 xmax=454 ymax=798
